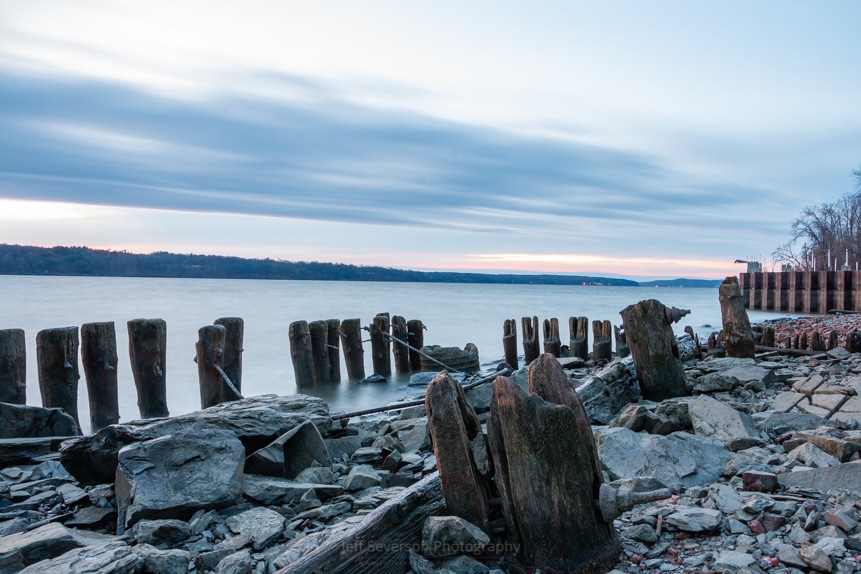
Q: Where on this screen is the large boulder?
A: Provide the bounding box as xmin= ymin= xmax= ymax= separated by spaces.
xmin=17 ymin=540 xmax=140 ymax=574
xmin=61 ymin=394 xmax=330 ymax=485
xmin=115 ymin=428 xmax=244 ymax=531
xmin=689 ymin=394 xmax=766 ymax=451
xmin=0 ymin=403 xmax=80 ymax=439
xmin=0 ymin=522 xmax=118 ymax=573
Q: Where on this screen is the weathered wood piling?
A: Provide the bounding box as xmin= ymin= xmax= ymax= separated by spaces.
xmin=80 ymin=322 xmax=120 ymax=431
xmin=502 ymin=319 xmax=518 ymax=369
xmin=720 ymin=276 xmax=755 ymax=358
xmin=127 ymin=318 xmax=169 ymax=418
xmin=569 ymin=316 xmax=589 ymax=360
xmin=326 ymin=318 xmax=341 ymax=383
xmin=391 ymin=315 xmax=412 ymax=375
xmin=592 ymin=319 xmax=612 ymax=362
xmin=214 ymin=317 xmax=243 ymax=393
xmin=521 ymin=316 xmax=539 ymax=365
xmin=407 ymin=319 xmax=424 ymax=372
xmin=339 ymin=318 xmax=365 ymax=381
xmin=542 ymin=318 xmax=561 ymax=357
xmin=369 ymin=313 xmax=391 ymax=376
xmin=289 ymin=320 xmax=315 ymax=387
xmin=36 ymin=326 xmax=81 ymax=430
xmin=197 ymin=324 xmax=227 ymax=409
xmin=309 ymin=320 xmax=331 ymax=385
xmin=0 ymin=328 xmax=26 ymax=404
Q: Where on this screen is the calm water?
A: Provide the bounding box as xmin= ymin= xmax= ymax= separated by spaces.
xmin=0 ymin=275 xmax=785 ymax=433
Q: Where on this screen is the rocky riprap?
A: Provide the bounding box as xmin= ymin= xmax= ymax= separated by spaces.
xmin=2 ymin=332 xmax=861 ymax=573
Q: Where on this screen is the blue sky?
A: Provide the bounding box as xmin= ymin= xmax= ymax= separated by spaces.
xmin=1 ymin=1 xmax=859 ymax=279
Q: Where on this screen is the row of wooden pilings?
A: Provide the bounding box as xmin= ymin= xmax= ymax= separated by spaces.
xmin=740 ymin=270 xmax=861 ymax=313
xmin=502 ymin=316 xmax=629 ymax=369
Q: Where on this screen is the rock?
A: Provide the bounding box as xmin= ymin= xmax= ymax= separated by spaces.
xmin=293 ymin=466 xmax=334 ymax=485
xmin=61 ymin=394 xmax=330 ymax=485
xmin=742 ymin=470 xmax=778 ymax=492
xmin=115 ymin=428 xmax=245 ymax=531
xmin=0 ymin=403 xmax=80 ymax=439
xmin=133 ymin=544 xmax=190 ymax=574
xmin=825 ymin=510 xmax=859 ymax=533
xmin=437 ymin=555 xmax=492 ymax=573
xmin=242 ymin=475 xmax=343 ymax=505
xmin=714 ymin=550 xmax=756 ymax=569
xmin=664 ymin=507 xmax=722 ymax=532
xmin=350 ymin=446 xmax=383 ymax=463
xmin=575 ymin=360 xmax=640 ymax=424
xmin=624 ymin=523 xmax=658 ymax=544
xmin=344 ymin=464 xmax=381 ymax=492
xmin=225 ymin=507 xmax=285 ymax=550
xmin=720 ymin=364 xmax=776 ymax=389
xmin=400 ymin=419 xmax=431 ymax=452
xmin=132 ymin=519 xmax=191 ymax=549
xmin=794 ymin=428 xmax=861 ymax=462
xmin=708 ymin=483 xmax=742 ymax=514
xmin=409 ymin=549 xmax=437 ymax=574
xmin=0 ymin=522 xmax=117 ymax=573
xmin=17 ymin=540 xmax=140 ymax=574
xmin=691 ymin=372 xmax=739 ymax=394
xmin=323 ymin=436 xmax=364 ymax=461
xmin=787 ymin=442 xmax=841 ymax=468
xmin=688 ymin=394 xmax=765 ymax=449
xmin=800 ymin=544 xmax=833 ymax=572
xmin=421 ymin=516 xmax=489 ymax=558
xmin=215 ymin=549 xmax=253 ymax=574
xmin=244 ymin=420 xmax=331 ymax=479
xmin=610 ymin=405 xmax=683 ymax=435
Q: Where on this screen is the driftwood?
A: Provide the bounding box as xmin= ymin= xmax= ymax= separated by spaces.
xmin=569 ymin=316 xmax=589 ymax=360
xmin=215 ymin=317 xmax=244 ymax=393
xmin=127 ymin=319 xmax=169 ymax=418
xmin=36 ymin=326 xmax=81 ymax=430
xmin=326 ymin=319 xmax=342 ymax=383
xmin=80 ymin=322 xmax=120 ymax=431
xmin=309 ymin=320 xmax=331 ymax=384
xmin=339 ymin=318 xmax=365 ymax=381
xmin=521 ymin=316 xmax=539 ymax=365
xmin=619 ymin=299 xmax=688 ymax=401
xmin=542 ymin=318 xmax=561 ymax=357
xmin=274 ymin=472 xmax=444 ymax=574
xmin=502 ymin=319 xmax=519 ymax=370
xmin=407 ymin=319 xmax=424 ymax=372
xmin=592 ymin=320 xmax=612 ymax=362
xmin=289 ymin=320 xmax=314 ymax=387
xmin=0 ymin=328 xmax=26 ymax=404
xmin=754 ymin=345 xmax=827 ymax=358
xmin=391 ymin=315 xmax=412 ymax=375
xmin=719 ymin=276 xmax=755 ymax=358
xmin=369 ymin=313 xmax=391 ymax=377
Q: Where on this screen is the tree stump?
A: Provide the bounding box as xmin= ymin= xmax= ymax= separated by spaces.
xmin=0 ymin=328 xmax=26 ymax=405
xmin=521 ymin=316 xmax=539 ymax=366
xmin=619 ymin=299 xmax=688 ymax=401
xmin=127 ymin=319 xmax=169 ymax=419
xmin=592 ymin=320 xmax=612 ymax=362
xmin=36 ymin=326 xmax=81 ymax=430
xmin=370 ymin=313 xmax=391 ymax=376
xmin=289 ymin=320 xmax=315 ymax=387
xmin=569 ymin=316 xmax=589 ymax=360
xmin=719 ymin=276 xmax=755 ymax=358
xmin=487 ymin=356 xmax=620 ymax=573
xmin=309 ymin=320 xmax=331 ymax=384
xmin=407 ymin=319 xmax=424 ymax=372
xmin=81 ymin=322 xmax=120 ymax=431
xmin=391 ymin=315 xmax=412 ymax=375
xmin=503 ymin=319 xmax=519 ymax=370
xmin=214 ymin=317 xmax=244 ymax=393
xmin=339 ymin=318 xmax=365 ymax=381
xmin=197 ymin=324 xmax=229 ymax=409
xmin=542 ymin=318 xmax=561 ymax=358
xmin=425 ymin=371 xmax=489 ymax=531
xmin=326 ymin=319 xmax=342 ymax=383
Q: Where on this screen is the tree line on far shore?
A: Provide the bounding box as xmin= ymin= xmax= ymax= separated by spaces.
xmin=773 ymin=166 xmax=861 ymax=271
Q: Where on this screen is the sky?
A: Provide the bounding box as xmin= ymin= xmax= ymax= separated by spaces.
xmin=1 ymin=1 xmax=860 ymax=280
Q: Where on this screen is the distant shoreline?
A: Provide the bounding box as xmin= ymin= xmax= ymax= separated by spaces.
xmin=0 ymin=243 xmax=722 ymax=288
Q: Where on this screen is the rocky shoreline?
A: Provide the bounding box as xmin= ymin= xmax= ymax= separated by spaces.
xmin=2 ymin=319 xmax=861 ymax=573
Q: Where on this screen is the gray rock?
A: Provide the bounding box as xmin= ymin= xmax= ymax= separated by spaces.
xmin=787 ymin=443 xmax=841 ymax=468
xmin=323 ymin=436 xmax=364 ymax=461
xmin=778 ymin=462 xmax=861 ymax=493
xmin=133 ymin=544 xmax=190 ymax=574
xmin=720 ymin=365 xmax=776 ymax=388
xmin=293 ymin=466 xmax=335 ymax=485
xmin=225 ymin=507 xmax=285 ymax=550
xmin=664 ymin=507 xmax=722 ymax=532
xmin=214 ymin=549 xmax=253 ymax=574
xmin=17 ymin=540 xmax=140 ymax=574
xmin=691 ymin=372 xmax=740 ymax=394
xmin=115 ymin=428 xmax=245 ymax=531
xmin=245 ymin=420 xmax=331 ymax=479
xmin=132 ymin=519 xmax=191 ymax=549
xmin=753 ymin=411 xmax=835 ymax=434
xmin=624 ymin=523 xmax=658 ymax=544
xmin=778 ymin=543 xmax=809 ymax=568
xmin=714 ymin=549 xmax=756 ymax=569
xmin=708 ymin=483 xmax=742 ymax=514
xmin=689 ymin=394 xmax=765 ymax=449
xmin=575 ymin=360 xmax=640 ymax=424
xmin=0 ymin=403 xmax=80 ymax=439
xmin=400 ymin=419 xmax=431 ymax=452
xmin=243 ymin=474 xmax=343 ymax=505
xmin=344 ymin=464 xmax=381 ymax=491
xmin=422 ymin=516 xmax=490 ymax=558
xmin=0 ymin=523 xmax=118 ymax=573
xmin=800 ymin=544 xmax=833 ymax=572
xmin=437 ymin=554 xmax=492 ymax=572
xmin=610 ymin=405 xmax=684 ymax=435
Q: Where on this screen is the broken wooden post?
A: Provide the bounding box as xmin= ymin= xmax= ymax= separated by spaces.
xmin=289 ymin=320 xmax=315 ymax=387
xmin=569 ymin=316 xmax=589 ymax=360
xmin=521 ymin=316 xmax=539 ymax=365
xmin=127 ymin=318 xmax=169 ymax=419
xmin=760 ymin=326 xmax=775 ymax=348
xmin=847 ymin=330 xmax=861 ymax=354
xmin=719 ymin=276 xmax=755 ymax=358
xmin=36 ymin=326 xmax=81 ymax=430
xmin=542 ymin=318 xmax=561 ymax=357
xmin=425 ymin=370 xmax=489 ymax=531
xmin=828 ymin=330 xmax=838 ymax=350
xmin=810 ymin=331 xmax=825 ymax=352
xmin=614 ymin=325 xmax=630 ymax=358
xmin=592 ymin=320 xmax=612 ymax=362
xmin=339 ymin=318 xmax=365 ymax=381
xmin=799 ymin=332 xmax=808 ymax=351
xmin=369 ymin=313 xmax=391 ymax=376
xmin=487 ymin=355 xmax=620 ymax=572
xmin=196 ymin=324 xmax=229 ymax=409
xmin=214 ymin=317 xmax=243 ymax=393
xmin=391 ymin=315 xmax=412 ymax=375
xmin=326 ymin=318 xmax=342 ymax=383
xmin=407 ymin=319 xmax=424 ymax=372
xmin=502 ymin=319 xmax=519 ymax=370
xmin=80 ymin=322 xmax=119 ymax=431
xmin=309 ymin=320 xmax=331 ymax=384
xmin=0 ymin=328 xmax=26 ymax=404
xmin=619 ymin=299 xmax=689 ymax=401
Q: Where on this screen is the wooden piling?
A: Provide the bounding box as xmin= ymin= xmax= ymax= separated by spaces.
xmin=339 ymin=318 xmax=365 ymax=381
xmin=80 ymin=322 xmax=119 ymax=431
xmin=36 ymin=326 xmax=81 ymax=429
xmin=214 ymin=317 xmax=243 ymax=393
xmin=407 ymin=319 xmax=424 ymax=372
xmin=568 ymin=316 xmax=589 ymax=360
xmin=760 ymin=326 xmax=775 ymax=348
xmin=326 ymin=318 xmax=342 ymax=383
xmin=197 ymin=324 xmax=229 ymax=409
xmin=502 ymin=319 xmax=519 ymax=370
xmin=719 ymin=276 xmax=755 ymax=358
xmin=828 ymin=330 xmax=838 ymax=350
xmin=290 ymin=320 xmax=315 ymax=387
xmin=309 ymin=320 xmax=331 ymax=384
xmin=614 ymin=325 xmax=630 ymax=358
xmin=0 ymin=328 xmax=26 ymax=405
xmin=521 ymin=316 xmax=539 ymax=365
xmin=127 ymin=318 xmax=169 ymax=419
xmin=370 ymin=313 xmax=391 ymax=377
xmin=592 ymin=320 xmax=612 ymax=362
xmin=810 ymin=331 xmax=825 ymax=352
xmin=391 ymin=315 xmax=412 ymax=375
xmin=542 ymin=318 xmax=561 ymax=357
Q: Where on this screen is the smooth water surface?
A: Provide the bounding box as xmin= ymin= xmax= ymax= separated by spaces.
xmin=0 ymin=275 xmax=785 ymax=432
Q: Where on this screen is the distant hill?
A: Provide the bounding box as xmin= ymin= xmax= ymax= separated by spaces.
xmin=0 ymin=244 xmax=646 ymax=286
xmin=638 ymin=278 xmax=722 ymax=288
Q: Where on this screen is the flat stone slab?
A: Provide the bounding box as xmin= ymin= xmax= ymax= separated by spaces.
xmin=777 ymin=462 xmax=861 ymax=492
